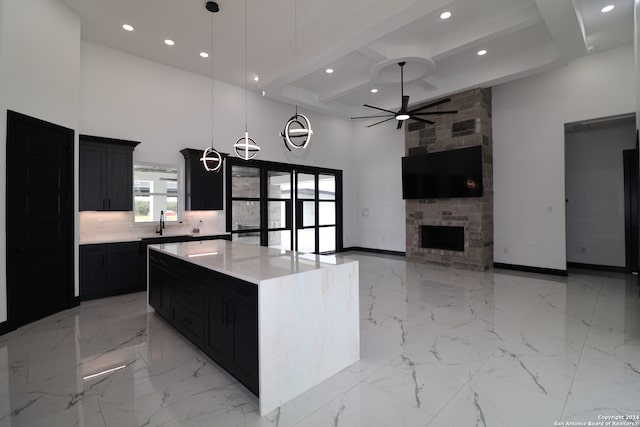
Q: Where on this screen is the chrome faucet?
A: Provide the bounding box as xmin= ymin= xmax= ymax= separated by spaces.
xmin=156 ymin=210 xmax=165 ymax=235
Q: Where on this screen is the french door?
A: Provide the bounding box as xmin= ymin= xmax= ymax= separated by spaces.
xmin=226 ymin=158 xmax=342 ymax=254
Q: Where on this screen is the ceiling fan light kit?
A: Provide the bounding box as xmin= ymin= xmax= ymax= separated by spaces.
xmin=351 ymin=61 xmax=458 ymax=130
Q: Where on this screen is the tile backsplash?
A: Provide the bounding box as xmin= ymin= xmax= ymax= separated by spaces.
xmin=80 ymin=210 xmax=225 ymax=243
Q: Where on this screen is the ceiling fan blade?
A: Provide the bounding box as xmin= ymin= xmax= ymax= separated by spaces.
xmin=408 ymin=116 xmax=435 ymax=125
xmin=351 ymin=114 xmax=394 ymax=120
xmin=363 ymin=104 xmax=397 ymax=115
xmin=366 ymin=117 xmax=396 ymax=128
xmin=402 ymin=95 xmax=409 ymax=112
xmin=411 ymin=110 xmax=458 ymax=115
xmin=396 ymin=120 xmax=403 ymax=130
xmin=408 ymin=98 xmax=452 ymax=113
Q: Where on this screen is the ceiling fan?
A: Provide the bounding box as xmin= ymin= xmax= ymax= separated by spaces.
xmin=351 ymin=61 xmax=458 ymax=130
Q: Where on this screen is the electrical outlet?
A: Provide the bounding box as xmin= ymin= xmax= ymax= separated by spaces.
xmin=503 ymin=247 xmax=508 ymax=254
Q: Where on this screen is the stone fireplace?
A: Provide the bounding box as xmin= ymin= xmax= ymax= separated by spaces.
xmin=405 ymin=88 xmax=493 ymax=271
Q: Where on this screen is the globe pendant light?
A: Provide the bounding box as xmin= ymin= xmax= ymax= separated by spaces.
xmin=233 ymin=0 xmax=260 ymax=160
xmin=280 ymin=0 xmax=313 ymax=151
xmin=201 ymin=1 xmax=223 ymax=172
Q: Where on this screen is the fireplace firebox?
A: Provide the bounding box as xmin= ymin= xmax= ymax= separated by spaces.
xmin=421 ymin=225 xmax=465 ymax=252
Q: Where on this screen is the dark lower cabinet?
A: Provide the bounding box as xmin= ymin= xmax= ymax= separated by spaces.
xmin=149 ymin=249 xmax=259 ymax=396
xmin=80 ymin=242 xmax=142 ymax=300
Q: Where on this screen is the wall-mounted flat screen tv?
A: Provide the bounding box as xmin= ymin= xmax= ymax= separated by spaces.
xmin=402 ymin=145 xmax=483 ymax=199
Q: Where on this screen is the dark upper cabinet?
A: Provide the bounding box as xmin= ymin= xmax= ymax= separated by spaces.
xmin=80 ymin=135 xmax=140 ymax=211
xmin=180 ymin=148 xmax=224 ymax=211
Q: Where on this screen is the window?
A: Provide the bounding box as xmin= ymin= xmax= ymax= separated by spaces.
xmin=133 ymin=163 xmax=180 ymax=223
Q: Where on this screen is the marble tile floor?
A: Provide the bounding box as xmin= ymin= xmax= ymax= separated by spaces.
xmin=1 ymin=252 xmax=639 ymax=427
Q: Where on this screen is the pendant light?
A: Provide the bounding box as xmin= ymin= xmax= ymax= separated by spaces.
xmin=233 ymin=0 xmax=260 ymax=160
xmin=280 ymin=0 xmax=313 ymax=151
xmin=200 ymin=1 xmax=223 ymax=172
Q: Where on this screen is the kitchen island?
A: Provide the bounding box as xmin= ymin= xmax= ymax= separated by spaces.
xmin=147 ymin=240 xmax=359 ymax=416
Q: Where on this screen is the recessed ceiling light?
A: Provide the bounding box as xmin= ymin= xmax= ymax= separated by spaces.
xmin=440 ymin=11 xmax=452 ymax=20
xmin=325 ymin=68 xmax=334 ymax=74
xmin=370 ymin=88 xmax=378 ymax=93
xmin=477 ymin=49 xmax=487 ymax=56
xmin=122 ymin=24 xmax=134 ymax=32
xmin=253 ymin=76 xmax=259 ymax=82
xmin=200 ymin=52 xmax=209 ymax=58
xmin=164 ymin=39 xmax=175 ymax=46
xmin=601 ymin=4 xmax=614 ymax=12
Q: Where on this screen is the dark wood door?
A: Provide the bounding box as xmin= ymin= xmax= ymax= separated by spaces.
xmin=6 ymin=110 xmax=74 ymax=328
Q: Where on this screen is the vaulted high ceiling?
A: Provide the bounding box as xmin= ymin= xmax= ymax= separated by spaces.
xmin=58 ymin=0 xmax=633 ymax=119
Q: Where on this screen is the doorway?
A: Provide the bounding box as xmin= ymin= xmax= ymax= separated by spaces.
xmin=6 ymin=111 xmax=75 ymax=329
xmin=564 ymin=113 xmax=636 ymax=272
xmin=226 ymin=158 xmax=342 ymax=254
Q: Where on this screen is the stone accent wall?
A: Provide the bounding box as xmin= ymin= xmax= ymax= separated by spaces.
xmin=405 ymin=88 xmax=493 ymax=271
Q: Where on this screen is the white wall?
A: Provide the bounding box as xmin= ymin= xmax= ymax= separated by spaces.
xmin=351 ymin=123 xmax=405 ymax=252
xmin=0 ymin=0 xmax=80 ymax=323
xmin=493 ymin=45 xmax=635 ymax=270
xmin=565 ymin=123 xmax=636 ymax=266
xmin=79 ymin=42 xmax=355 ymax=246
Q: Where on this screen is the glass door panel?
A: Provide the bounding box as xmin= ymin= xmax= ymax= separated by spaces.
xmin=297 ymin=229 xmax=315 ymax=253
xmin=267 ymin=169 xmax=293 ymax=250
xmin=231 ymin=166 xmax=260 ymax=198
xmin=268 ymin=201 xmax=290 ymax=229
xmin=319 ymin=227 xmax=336 ymax=253
xmin=268 ymin=171 xmax=292 ymax=199
xmin=318 ymin=201 xmax=335 ymax=226
xmin=268 ymin=230 xmax=291 ymax=251
xmin=318 ymin=174 xmax=336 ymax=200
xmin=297 ymin=173 xmax=316 ymax=199
xmin=299 ymin=201 xmax=316 ymax=227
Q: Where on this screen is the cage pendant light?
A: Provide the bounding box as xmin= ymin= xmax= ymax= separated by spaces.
xmin=200 ymin=1 xmax=223 ymax=172
xmin=280 ymin=0 xmax=313 ymax=151
xmin=234 ymin=0 xmax=260 ymax=160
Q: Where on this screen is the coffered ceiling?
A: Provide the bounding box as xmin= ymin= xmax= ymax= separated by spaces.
xmin=58 ymin=0 xmax=633 ymax=119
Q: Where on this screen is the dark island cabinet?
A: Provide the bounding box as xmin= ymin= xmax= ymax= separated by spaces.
xmin=80 ymin=241 xmax=142 ymax=300
xmin=149 ymin=249 xmax=259 ymax=395
xmin=180 ymin=148 xmax=224 ymax=211
xmin=79 ymin=135 xmax=140 ymax=211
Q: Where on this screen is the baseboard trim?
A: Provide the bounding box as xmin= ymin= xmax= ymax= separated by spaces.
xmin=342 ymin=246 xmax=406 ymax=257
xmin=0 ymin=320 xmax=14 ymax=337
xmin=493 ymin=262 xmax=567 ymax=277
xmin=567 ymin=262 xmax=629 ymax=274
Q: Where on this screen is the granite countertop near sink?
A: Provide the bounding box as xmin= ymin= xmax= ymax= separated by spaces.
xmin=80 ymin=232 xmax=230 ymax=245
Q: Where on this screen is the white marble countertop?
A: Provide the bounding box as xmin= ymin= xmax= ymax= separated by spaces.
xmin=80 ymin=233 xmax=230 ymax=245
xmin=148 ymin=240 xmax=356 ymax=284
